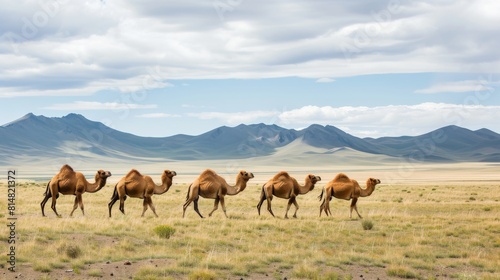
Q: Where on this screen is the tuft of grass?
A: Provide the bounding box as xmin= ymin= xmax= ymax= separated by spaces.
xmin=294 ymin=265 xmax=319 ymax=279
xmin=188 ymin=269 xmax=217 ymax=280
xmin=154 ymin=225 xmax=176 ymax=239
xmin=58 ymin=242 xmax=82 ymax=259
xmin=361 ymin=220 xmax=374 ymax=230
xmin=88 ymin=269 xmax=103 ymax=277
xmin=393 ymin=197 xmax=403 ymax=203
xmin=34 ymin=263 xmax=52 ymax=273
xmin=387 ymin=265 xmax=419 ymax=279
xmin=66 ymin=245 xmax=82 ymax=259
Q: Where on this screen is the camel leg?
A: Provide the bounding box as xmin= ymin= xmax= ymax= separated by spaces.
xmin=69 ymin=196 xmax=79 ymax=217
xmin=50 ymin=194 xmax=61 ymax=217
xmin=319 ymin=197 xmax=325 ymax=217
xmin=266 ymin=195 xmax=275 ymax=217
xmin=292 ymin=198 xmax=299 ymax=218
xmin=326 ymin=199 xmax=332 ymax=216
xmin=108 ymin=196 xmax=119 ymax=218
xmin=182 ymin=198 xmax=192 ymax=218
xmin=327 ymin=190 xmax=335 ymax=216
xmin=208 ymin=197 xmax=220 ymax=217
xmin=350 ymin=198 xmax=363 ymax=219
xmin=256 ymin=188 xmax=266 ymax=216
xmin=148 ymin=197 xmax=158 ymax=218
xmin=141 ymin=198 xmax=148 ymax=217
xmin=40 ymin=192 xmax=52 ymax=217
xmin=325 ymin=197 xmax=331 ymax=216
xmin=78 ymin=194 xmax=84 ymax=216
xmin=350 ymin=198 xmax=362 ymax=219
xmin=219 ymin=196 xmax=228 ymax=218
xmin=284 ymin=198 xmax=293 ymax=219
xmin=119 ymin=196 xmax=126 ymax=215
xmin=193 ymin=198 xmax=204 ymax=218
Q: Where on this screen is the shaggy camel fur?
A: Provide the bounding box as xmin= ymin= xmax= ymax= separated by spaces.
xmin=41 ymin=164 xmax=112 ymax=217
xmin=318 ymin=173 xmax=381 ymax=219
xmin=257 ymin=171 xmax=321 ymax=218
xmin=108 ymin=169 xmax=177 ymax=217
xmin=183 ymin=169 xmax=254 ymax=218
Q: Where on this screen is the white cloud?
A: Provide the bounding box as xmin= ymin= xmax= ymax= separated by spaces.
xmin=415 ymin=80 xmax=495 ymax=94
xmin=137 ymin=113 xmax=180 ymax=118
xmin=1 ymin=1 xmax=499 ymax=97
xmin=315 ymin=78 xmax=335 ymax=83
xmin=188 ymin=111 xmax=279 ymax=124
xmin=43 ymin=101 xmax=157 ymax=110
xmin=277 ymin=103 xmax=500 ymax=137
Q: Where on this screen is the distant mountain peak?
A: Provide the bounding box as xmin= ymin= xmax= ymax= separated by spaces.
xmin=2 ymin=112 xmax=39 ymax=127
xmin=63 ymin=113 xmax=86 ymax=119
xmin=1 ymin=113 xmax=499 ymax=162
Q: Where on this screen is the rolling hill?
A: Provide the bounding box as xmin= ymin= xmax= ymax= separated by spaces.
xmin=1 ymin=113 xmax=499 ymax=164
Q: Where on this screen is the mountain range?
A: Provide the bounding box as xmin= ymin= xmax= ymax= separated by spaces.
xmin=1 ymin=113 xmax=500 ymax=164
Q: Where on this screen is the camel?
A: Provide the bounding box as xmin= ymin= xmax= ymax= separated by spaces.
xmin=257 ymin=171 xmax=321 ymax=219
xmin=108 ymin=169 xmax=177 ymax=217
xmin=183 ymin=169 xmax=254 ymax=218
xmin=41 ymin=164 xmax=112 ymax=217
xmin=318 ymin=173 xmax=381 ymax=219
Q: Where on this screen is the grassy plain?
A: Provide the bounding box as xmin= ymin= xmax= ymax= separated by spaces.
xmin=1 ymin=163 xmax=499 ymax=279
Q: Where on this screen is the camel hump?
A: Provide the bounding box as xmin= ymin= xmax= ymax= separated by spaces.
xmin=199 ymin=169 xmax=219 ymax=179
xmin=201 ymin=169 xmax=217 ymax=176
xmin=126 ymin=169 xmax=143 ymax=177
xmin=333 ymin=173 xmax=351 ymax=182
xmin=273 ymin=171 xmax=291 ymax=180
xmin=60 ymin=164 xmax=74 ymax=173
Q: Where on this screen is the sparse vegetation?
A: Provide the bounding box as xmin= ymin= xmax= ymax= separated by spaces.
xmin=361 ymin=219 xmax=374 ymax=230
xmin=0 ymin=180 xmax=498 ymax=279
xmin=154 ymin=225 xmax=176 ymax=239
xmin=65 ymin=245 xmax=82 ymax=259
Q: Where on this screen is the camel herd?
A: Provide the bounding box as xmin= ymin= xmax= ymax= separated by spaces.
xmin=40 ymin=164 xmax=381 ymax=219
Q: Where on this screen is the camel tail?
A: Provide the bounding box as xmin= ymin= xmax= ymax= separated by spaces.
xmin=43 ymin=181 xmax=50 ymax=196
xmin=185 ymin=184 xmax=192 ymax=201
xmin=111 ymin=183 xmax=118 ymax=200
xmin=260 ymin=184 xmax=267 ymax=199
xmin=317 ymin=188 xmax=324 ymax=201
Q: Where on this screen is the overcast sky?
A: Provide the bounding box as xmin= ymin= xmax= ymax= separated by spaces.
xmin=1 ymin=0 xmax=499 ymax=137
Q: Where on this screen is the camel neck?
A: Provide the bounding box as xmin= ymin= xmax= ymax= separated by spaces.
xmin=298 ymin=180 xmax=315 ymax=195
xmin=153 ymin=177 xmax=172 ymax=195
xmin=359 ymin=182 xmax=375 ymax=197
xmin=226 ymin=176 xmax=247 ymax=195
xmin=86 ymin=178 xmax=106 ymax=193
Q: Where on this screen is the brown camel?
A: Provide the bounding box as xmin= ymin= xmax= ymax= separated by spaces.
xmin=257 ymin=171 xmax=321 ymax=218
xmin=108 ymin=169 xmax=177 ymax=217
xmin=318 ymin=173 xmax=381 ymax=219
xmin=183 ymin=169 xmax=254 ymax=218
xmin=41 ymin=164 xmax=112 ymax=217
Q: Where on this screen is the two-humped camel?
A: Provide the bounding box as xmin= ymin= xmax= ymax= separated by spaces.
xmin=108 ymin=169 xmax=177 ymax=217
xmin=257 ymin=171 xmax=321 ymax=219
xmin=183 ymin=169 xmax=254 ymax=218
xmin=318 ymin=173 xmax=380 ymax=219
xmin=41 ymin=164 xmax=112 ymax=217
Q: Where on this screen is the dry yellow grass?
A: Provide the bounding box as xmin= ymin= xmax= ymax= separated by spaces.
xmin=1 ymin=177 xmax=499 ymax=279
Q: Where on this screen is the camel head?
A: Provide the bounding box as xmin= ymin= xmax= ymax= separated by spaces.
xmin=306 ymin=174 xmax=321 ymax=191
xmin=96 ymin=170 xmax=112 ymax=181
xmin=238 ymin=170 xmax=254 ymax=182
xmin=367 ymin=178 xmax=381 ymax=187
xmin=308 ymin=174 xmax=321 ymax=184
xmin=163 ymin=170 xmax=177 ymax=179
